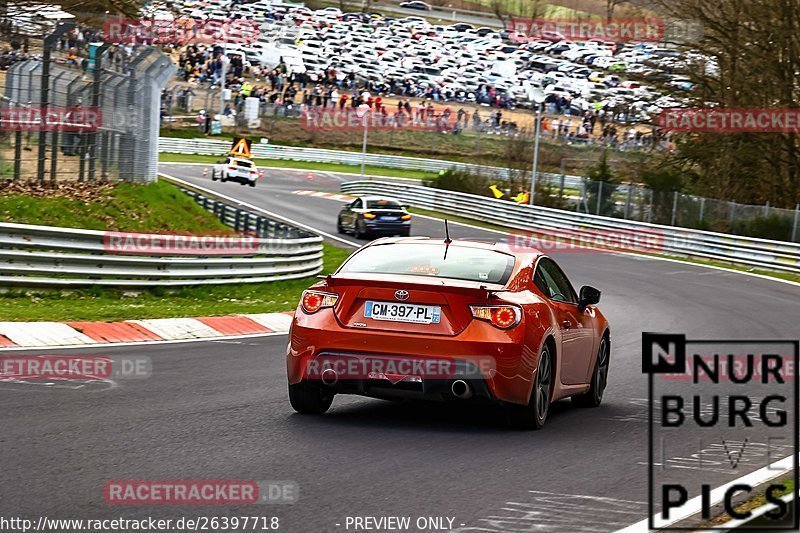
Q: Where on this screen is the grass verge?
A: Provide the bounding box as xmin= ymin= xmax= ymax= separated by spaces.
xmin=0 ymin=180 xmax=355 ymax=322
xmin=0 ymin=244 xmax=351 ymax=322
xmin=0 ymin=181 xmax=232 ymax=234
xmin=706 ymin=478 xmax=794 ymax=526
xmin=158 ymin=152 xmax=438 ymax=181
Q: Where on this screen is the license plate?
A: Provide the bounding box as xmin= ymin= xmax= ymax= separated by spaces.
xmin=381 ymin=216 xmax=399 ymax=221
xmin=364 ymin=301 xmax=441 ymax=324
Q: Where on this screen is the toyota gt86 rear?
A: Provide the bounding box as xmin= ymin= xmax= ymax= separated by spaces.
xmin=286 ymin=237 xmax=610 ymax=429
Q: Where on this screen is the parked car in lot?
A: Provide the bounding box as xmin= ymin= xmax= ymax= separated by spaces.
xmin=212 ymin=156 xmax=259 ymax=187
xmin=287 ymin=238 xmax=610 ymax=430
xmin=337 ymin=196 xmax=412 ymax=238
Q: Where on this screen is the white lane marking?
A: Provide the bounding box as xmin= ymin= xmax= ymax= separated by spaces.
xmin=159 ymin=173 xmax=361 ymax=249
xmin=245 ymin=313 xmax=293 ymax=333
xmin=158 ymin=162 xmax=423 ymax=184
xmin=453 ymin=491 xmax=649 ymax=533
xmin=128 ymin=318 xmax=224 ymax=340
xmin=613 ymin=454 xmax=795 ymax=531
xmin=0 ymin=331 xmax=288 ymax=352
xmin=0 ymin=322 xmax=97 ymax=347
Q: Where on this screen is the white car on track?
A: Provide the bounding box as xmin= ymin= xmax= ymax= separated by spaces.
xmin=212 ymin=156 xmax=259 ymax=187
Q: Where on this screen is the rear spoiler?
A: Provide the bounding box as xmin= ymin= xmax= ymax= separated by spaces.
xmin=316 ymin=275 xmax=509 ymax=302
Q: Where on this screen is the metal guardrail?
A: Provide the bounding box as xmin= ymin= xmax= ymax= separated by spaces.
xmin=157 ymin=136 xmax=577 ymax=186
xmin=340 ymin=180 xmax=800 ymax=274
xmin=0 ymin=185 xmax=324 ymax=287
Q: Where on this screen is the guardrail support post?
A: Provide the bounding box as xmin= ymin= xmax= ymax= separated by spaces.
xmin=648 ymin=189 xmax=653 ymax=223
xmin=699 ymin=197 xmax=705 ymax=222
xmin=729 ymin=200 xmax=736 ymax=229
xmin=792 ymin=204 xmax=799 ymax=242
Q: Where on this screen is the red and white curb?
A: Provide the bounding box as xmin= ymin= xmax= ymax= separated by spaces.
xmin=0 ymin=313 xmax=294 ymax=348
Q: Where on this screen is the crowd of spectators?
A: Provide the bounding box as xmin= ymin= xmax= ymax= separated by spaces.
xmin=168 ymin=48 xmax=672 ymax=151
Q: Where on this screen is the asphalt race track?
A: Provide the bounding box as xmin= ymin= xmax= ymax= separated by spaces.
xmin=2 ymin=164 xmax=799 ymax=532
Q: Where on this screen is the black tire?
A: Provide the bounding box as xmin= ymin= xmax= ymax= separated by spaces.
xmin=288 ymin=382 xmax=334 ymax=414
xmin=220 ymin=173 xmax=227 ymax=183
xmin=400 ymin=228 xmax=411 ymax=237
xmin=573 ymin=335 xmax=610 ymax=408
xmin=355 ymin=219 xmax=368 ymax=239
xmin=249 ymin=181 xmax=256 ymax=187
xmin=336 ymin=217 xmax=346 ymax=234
xmin=506 ymin=345 xmax=552 ymax=430
xmin=211 ymin=169 xmax=218 ymax=181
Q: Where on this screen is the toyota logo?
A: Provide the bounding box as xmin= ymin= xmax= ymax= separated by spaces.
xmin=394 ymin=290 xmax=410 ymax=301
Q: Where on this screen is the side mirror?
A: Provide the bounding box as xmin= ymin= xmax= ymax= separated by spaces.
xmin=578 ymin=285 xmax=601 ymax=312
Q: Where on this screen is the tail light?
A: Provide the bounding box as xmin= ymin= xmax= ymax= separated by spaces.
xmin=362 ymin=212 xmax=377 ymax=219
xmin=470 ymin=305 xmax=521 ymax=329
xmin=301 ymin=290 xmax=339 ymax=313
xmin=401 ymin=214 xmax=412 ymax=221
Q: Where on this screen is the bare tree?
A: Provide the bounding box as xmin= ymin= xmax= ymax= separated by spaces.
xmin=649 ymin=0 xmax=800 ymax=206
xmin=491 ymin=0 xmax=544 ymax=34
xmin=605 ymin=0 xmax=629 ymax=21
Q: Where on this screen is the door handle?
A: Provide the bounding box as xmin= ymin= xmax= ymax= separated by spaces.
xmin=561 ymin=319 xmax=572 ymax=329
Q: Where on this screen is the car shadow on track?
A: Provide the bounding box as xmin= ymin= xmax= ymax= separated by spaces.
xmin=286 ymin=397 xmax=584 ymax=434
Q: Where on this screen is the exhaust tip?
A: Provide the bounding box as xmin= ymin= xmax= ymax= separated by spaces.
xmin=321 ymin=368 xmax=338 ymax=386
xmin=451 ymin=379 xmax=472 ymax=399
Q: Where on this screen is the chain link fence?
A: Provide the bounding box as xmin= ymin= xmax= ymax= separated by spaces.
xmin=544 ymin=178 xmax=800 ymax=242
xmin=1 ymin=24 xmax=175 ymax=183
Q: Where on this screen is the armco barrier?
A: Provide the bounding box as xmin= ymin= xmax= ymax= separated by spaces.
xmin=340 ymin=180 xmax=800 ymax=274
xmin=157 ymin=136 xmax=580 ymax=187
xmin=0 ymin=185 xmax=323 ymax=287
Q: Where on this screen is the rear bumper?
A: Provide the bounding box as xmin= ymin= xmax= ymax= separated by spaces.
xmin=305 ymin=351 xmax=496 ymax=402
xmin=286 ymin=308 xmax=537 ymax=405
xmin=226 ymin=172 xmax=256 ymax=183
xmin=364 ymin=220 xmax=411 ymax=233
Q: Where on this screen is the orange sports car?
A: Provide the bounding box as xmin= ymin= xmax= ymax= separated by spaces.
xmin=286 ymin=237 xmax=610 ymax=429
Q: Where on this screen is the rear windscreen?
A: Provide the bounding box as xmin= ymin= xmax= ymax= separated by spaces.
xmin=234 ymin=160 xmax=253 ymax=167
xmin=365 ymin=199 xmax=402 ymax=209
xmin=339 ymin=243 xmax=515 ymax=284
